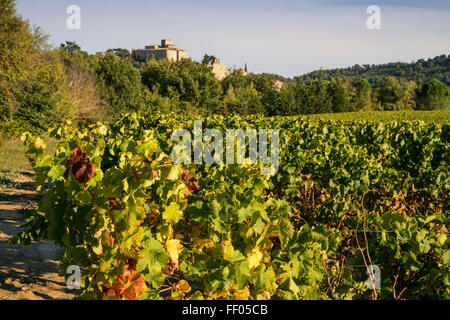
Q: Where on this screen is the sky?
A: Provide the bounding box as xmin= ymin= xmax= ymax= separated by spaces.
xmin=15 ymin=0 xmax=450 ymax=78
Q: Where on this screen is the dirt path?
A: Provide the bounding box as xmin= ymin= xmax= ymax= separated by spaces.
xmin=0 ymin=172 xmax=74 ymax=300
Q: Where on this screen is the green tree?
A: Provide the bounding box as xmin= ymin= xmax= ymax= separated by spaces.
xmin=201 ymin=54 xmax=216 ymax=65
xmin=353 ymin=78 xmax=372 ymax=111
xmin=14 ymin=50 xmax=73 ymax=132
xmin=328 ymin=75 xmax=352 ymax=113
xmin=60 ymin=41 xmax=97 ymax=73
xmin=249 ymin=73 xmax=279 ymax=115
xmin=416 ymin=79 xmax=449 ymax=110
xmin=292 ymin=78 xmax=333 ymax=115
xmin=61 ymin=41 xmax=81 ymax=54
xmin=0 ymin=0 xmax=73 ymax=133
xmin=222 ymin=70 xmax=264 ymax=115
xmin=276 ymin=85 xmax=296 ymax=116
xmin=95 ymin=53 xmax=146 ymax=115
xmin=106 ymin=48 xmax=132 ymax=61
xmin=0 ymin=0 xmax=40 ymax=123
xmin=142 ymin=58 xmax=222 ymax=115
xmin=377 ymin=76 xmax=416 ymax=110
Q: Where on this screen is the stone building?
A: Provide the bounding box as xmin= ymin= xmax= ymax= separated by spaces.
xmin=132 ymin=39 xmax=188 ymax=62
xmin=208 ymin=58 xmax=230 ymax=80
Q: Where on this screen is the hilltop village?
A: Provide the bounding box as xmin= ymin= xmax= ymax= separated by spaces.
xmin=132 ymin=39 xmax=239 ymax=81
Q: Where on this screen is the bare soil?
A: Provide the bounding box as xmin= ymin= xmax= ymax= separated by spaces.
xmin=0 ymin=172 xmax=74 ymax=300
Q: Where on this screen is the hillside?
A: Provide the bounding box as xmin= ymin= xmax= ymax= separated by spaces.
xmin=294 ymin=54 xmax=450 ymax=85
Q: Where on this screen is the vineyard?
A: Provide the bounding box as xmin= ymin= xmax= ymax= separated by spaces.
xmin=307 ymin=110 xmax=450 ymax=123
xmin=10 ymin=112 xmax=449 ymax=300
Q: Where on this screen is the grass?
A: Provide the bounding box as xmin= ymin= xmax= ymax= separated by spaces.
xmin=0 ymin=134 xmax=56 ymax=184
xmin=306 ymin=110 xmax=450 ymax=123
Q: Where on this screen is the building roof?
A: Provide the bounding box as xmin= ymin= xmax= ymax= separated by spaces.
xmin=133 ymin=39 xmax=186 ymax=52
xmin=132 ymin=48 xmax=187 ymax=52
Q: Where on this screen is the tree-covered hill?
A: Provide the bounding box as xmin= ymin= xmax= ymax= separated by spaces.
xmin=295 ymin=54 xmax=450 ymax=86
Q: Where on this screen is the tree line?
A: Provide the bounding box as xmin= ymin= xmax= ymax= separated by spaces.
xmin=297 ymin=55 xmax=450 ymax=86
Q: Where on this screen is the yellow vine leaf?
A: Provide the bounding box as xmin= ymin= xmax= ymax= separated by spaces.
xmin=166 ymin=239 xmax=183 ymax=269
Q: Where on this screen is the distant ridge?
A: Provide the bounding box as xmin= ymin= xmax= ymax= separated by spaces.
xmin=290 ymin=54 xmax=449 ymax=85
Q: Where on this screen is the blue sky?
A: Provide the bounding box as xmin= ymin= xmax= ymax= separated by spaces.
xmin=16 ymin=0 xmax=450 ymax=77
